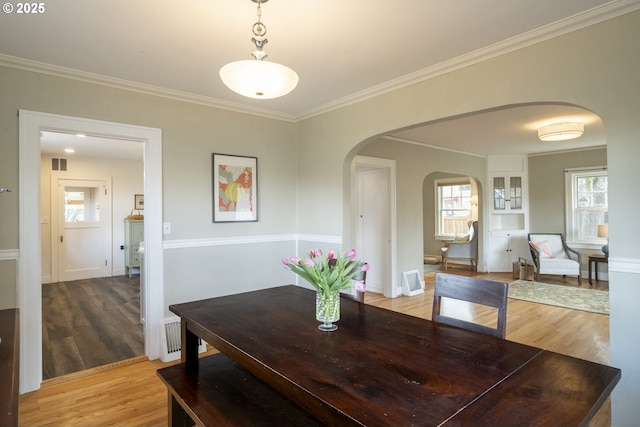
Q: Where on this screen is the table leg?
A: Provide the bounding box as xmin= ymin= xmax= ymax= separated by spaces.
xmin=589 ymin=259 xmax=594 ymax=285
xmin=181 ymin=319 xmax=199 ymax=374
xmin=168 ymin=392 xmax=192 ymax=427
xmin=595 ymin=261 xmax=599 ymax=282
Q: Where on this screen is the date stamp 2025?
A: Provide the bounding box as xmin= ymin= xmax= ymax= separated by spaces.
xmin=3 ymin=2 xmax=46 ymax=14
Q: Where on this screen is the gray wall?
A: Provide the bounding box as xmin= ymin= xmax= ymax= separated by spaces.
xmin=528 ymin=148 xmax=608 ymax=273
xmin=529 ymin=148 xmax=607 ymax=233
xmin=1 ymin=9 xmax=639 ymax=425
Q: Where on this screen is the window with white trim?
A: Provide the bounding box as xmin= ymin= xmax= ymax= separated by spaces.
xmin=565 ymin=168 xmax=608 ymax=245
xmin=436 ymin=179 xmax=472 ymax=235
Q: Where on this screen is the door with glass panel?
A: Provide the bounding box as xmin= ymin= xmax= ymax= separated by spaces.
xmin=55 ymin=179 xmax=110 ymax=282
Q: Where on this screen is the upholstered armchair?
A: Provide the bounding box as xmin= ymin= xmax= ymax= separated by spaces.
xmin=443 ymin=220 xmax=479 ymax=271
xmin=528 ymin=233 xmax=582 ymax=285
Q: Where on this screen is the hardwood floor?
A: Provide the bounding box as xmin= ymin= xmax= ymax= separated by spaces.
xmin=42 ymin=276 xmax=144 ymax=379
xmin=21 ymin=268 xmax=611 ymax=426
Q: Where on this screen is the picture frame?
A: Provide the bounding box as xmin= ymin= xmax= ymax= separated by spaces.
xmin=402 ymin=270 xmax=425 ymax=296
xmin=212 ymin=153 xmax=258 ymax=222
xmin=134 ymin=194 xmax=144 ymax=210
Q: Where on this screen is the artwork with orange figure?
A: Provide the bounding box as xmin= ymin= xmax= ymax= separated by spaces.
xmin=217 ymin=164 xmax=253 ymax=212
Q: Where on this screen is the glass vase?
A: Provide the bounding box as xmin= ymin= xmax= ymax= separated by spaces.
xmin=316 ymin=290 xmax=340 ymax=331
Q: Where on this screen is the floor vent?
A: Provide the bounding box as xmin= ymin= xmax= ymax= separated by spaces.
xmin=161 ymin=317 xmax=207 ymax=362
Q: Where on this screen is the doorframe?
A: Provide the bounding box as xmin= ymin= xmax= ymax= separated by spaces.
xmin=351 ymin=155 xmax=398 ymax=297
xmin=18 ymin=110 xmax=163 ymax=393
xmin=51 ymin=176 xmax=112 ymax=282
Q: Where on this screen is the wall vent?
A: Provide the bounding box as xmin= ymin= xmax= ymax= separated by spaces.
xmin=161 ymin=317 xmax=207 ymax=362
xmin=51 ymin=158 xmax=68 ymax=171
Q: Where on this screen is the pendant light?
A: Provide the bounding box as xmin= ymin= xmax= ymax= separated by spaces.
xmin=220 ymin=0 xmax=298 ymax=99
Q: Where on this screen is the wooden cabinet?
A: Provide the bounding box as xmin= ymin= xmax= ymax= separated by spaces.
xmin=124 ymin=219 xmax=143 ymax=277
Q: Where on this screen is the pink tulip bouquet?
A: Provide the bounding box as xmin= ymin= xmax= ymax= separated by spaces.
xmin=282 ymin=249 xmax=369 ymax=293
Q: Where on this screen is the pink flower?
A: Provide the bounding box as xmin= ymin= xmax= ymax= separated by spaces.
xmin=347 ymin=249 xmax=357 ymax=259
xmin=309 ymin=250 xmax=317 ymax=258
xmin=327 ymin=251 xmax=335 ymax=260
xmin=355 ymin=280 xmax=366 ymax=292
xmin=316 ymin=248 xmax=323 ymax=256
xmin=361 ymin=263 xmax=370 ymax=272
xmin=290 ymin=256 xmax=301 ymax=264
xmin=305 ymin=259 xmax=314 ymax=267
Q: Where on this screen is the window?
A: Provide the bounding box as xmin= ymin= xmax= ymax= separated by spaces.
xmin=436 ymin=180 xmax=472 ymax=234
xmin=565 ymin=168 xmax=608 ymax=246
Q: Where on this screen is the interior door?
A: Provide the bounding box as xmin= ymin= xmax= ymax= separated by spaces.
xmin=56 ymin=179 xmax=109 ymax=281
xmin=356 ymin=166 xmax=390 ymax=295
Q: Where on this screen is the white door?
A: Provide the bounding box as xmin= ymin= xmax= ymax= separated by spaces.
xmin=56 ymin=178 xmax=110 ymax=281
xmin=356 ymin=166 xmax=390 ymax=295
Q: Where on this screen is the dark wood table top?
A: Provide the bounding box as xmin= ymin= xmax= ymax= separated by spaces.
xmin=170 ymin=285 xmax=620 ymax=427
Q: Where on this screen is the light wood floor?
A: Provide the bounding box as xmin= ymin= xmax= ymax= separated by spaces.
xmin=20 ymin=268 xmax=611 ymax=427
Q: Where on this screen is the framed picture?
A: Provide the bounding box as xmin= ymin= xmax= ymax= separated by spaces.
xmin=212 ymin=153 xmax=258 ymax=222
xmin=134 ymin=194 xmax=144 ymax=210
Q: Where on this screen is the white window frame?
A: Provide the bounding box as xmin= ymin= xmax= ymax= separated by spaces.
xmin=434 ymin=178 xmax=472 ymax=235
xmin=564 ymin=167 xmax=608 ymax=248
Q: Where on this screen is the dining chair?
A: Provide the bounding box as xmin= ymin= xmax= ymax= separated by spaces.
xmin=431 ymin=273 xmax=508 ymax=339
xmin=443 ymin=220 xmax=479 ymax=271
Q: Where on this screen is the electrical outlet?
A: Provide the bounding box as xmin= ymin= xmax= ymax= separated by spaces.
xmin=163 ymin=222 xmax=171 ymax=235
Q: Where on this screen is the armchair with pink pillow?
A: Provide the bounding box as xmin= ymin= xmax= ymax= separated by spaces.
xmin=528 ymin=233 xmax=582 ymax=285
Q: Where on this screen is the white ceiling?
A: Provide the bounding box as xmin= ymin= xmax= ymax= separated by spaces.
xmin=4 ymin=0 xmax=636 ymax=158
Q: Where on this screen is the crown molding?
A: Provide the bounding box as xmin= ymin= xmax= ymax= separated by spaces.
xmin=0 ymin=54 xmax=297 ymax=123
xmin=294 ymin=0 xmax=640 ymax=121
xmin=383 ymin=136 xmax=487 ymax=158
xmin=1 ymin=0 xmax=638 ymax=123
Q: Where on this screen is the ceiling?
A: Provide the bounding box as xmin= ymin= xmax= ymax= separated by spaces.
xmin=5 ymin=0 xmax=636 ymax=158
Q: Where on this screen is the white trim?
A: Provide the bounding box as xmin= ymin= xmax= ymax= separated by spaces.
xmin=564 ymin=168 xmax=608 ymax=245
xmin=2 ymin=2 xmax=637 ymax=122
xmin=383 ymin=136 xmax=487 ymax=158
xmin=609 ymin=257 xmax=640 ymax=274
xmin=296 ymin=234 xmax=343 ymax=245
xmin=18 ymin=110 xmax=163 ymax=393
xmin=162 ymin=234 xmax=341 ymax=250
xmin=0 ymin=249 xmax=19 ymax=260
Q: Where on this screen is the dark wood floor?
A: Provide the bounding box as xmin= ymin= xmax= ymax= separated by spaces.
xmin=42 ymin=276 xmax=144 ymax=380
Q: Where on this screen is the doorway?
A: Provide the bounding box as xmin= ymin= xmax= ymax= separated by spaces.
xmin=352 ymin=155 xmax=397 ymax=298
xmin=18 ymin=110 xmax=164 ymax=393
xmin=53 ymin=178 xmax=110 ymax=282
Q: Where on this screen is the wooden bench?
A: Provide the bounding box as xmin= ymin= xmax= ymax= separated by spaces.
xmin=157 ymin=353 xmax=325 ymax=427
xmin=0 ymin=309 xmax=19 ymax=427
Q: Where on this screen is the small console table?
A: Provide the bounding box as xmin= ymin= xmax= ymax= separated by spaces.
xmin=588 ymin=254 xmax=609 ymax=285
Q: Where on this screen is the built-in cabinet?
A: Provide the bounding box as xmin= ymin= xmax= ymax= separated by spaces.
xmin=124 ymin=219 xmax=144 ymax=277
xmin=487 ymin=155 xmax=529 ymax=272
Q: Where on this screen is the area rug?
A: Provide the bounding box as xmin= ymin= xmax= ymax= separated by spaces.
xmin=508 ymin=280 xmax=609 ymax=315
xmin=424 ymin=264 xmax=443 ymax=274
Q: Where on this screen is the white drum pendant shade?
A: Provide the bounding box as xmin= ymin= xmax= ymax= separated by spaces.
xmin=220 ymin=60 xmax=299 ymax=99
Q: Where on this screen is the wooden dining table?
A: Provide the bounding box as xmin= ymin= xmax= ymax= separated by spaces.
xmin=169 ymin=285 xmax=620 ymax=427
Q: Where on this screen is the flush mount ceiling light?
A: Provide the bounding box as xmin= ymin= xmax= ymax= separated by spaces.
xmin=537 ymin=122 xmax=584 ymax=141
xmin=219 ymin=0 xmax=298 ymax=99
